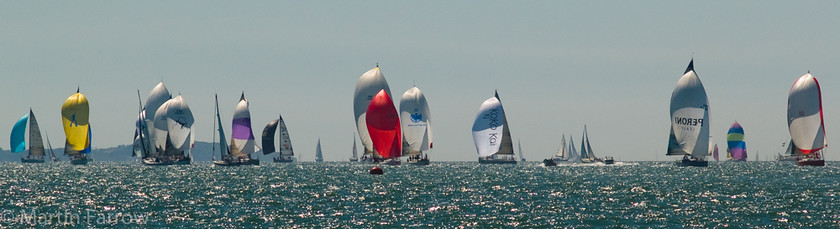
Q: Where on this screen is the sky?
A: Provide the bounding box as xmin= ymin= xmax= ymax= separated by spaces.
xmin=1 ymin=1 xmax=839 ymax=161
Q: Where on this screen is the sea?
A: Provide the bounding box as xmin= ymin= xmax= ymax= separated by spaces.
xmin=1 ymin=161 xmax=839 ymax=228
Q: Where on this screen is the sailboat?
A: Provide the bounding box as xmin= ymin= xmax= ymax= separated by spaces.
xmin=568 ymin=135 xmax=580 ymax=163
xmin=579 ymin=125 xmax=609 ymax=164
xmin=473 ymin=91 xmax=516 ymax=164
xmin=712 ymin=144 xmax=719 ymax=162
xmin=353 ymin=65 xmax=392 ymax=164
xmin=776 ymin=140 xmax=797 ymax=161
xmin=726 ymin=121 xmax=748 ymax=161
xmin=400 ymin=86 xmax=432 ymax=165
xmin=11 ymin=109 xmax=46 ymax=163
xmin=315 ymin=138 xmax=324 ymax=162
xmin=213 ymin=93 xmax=260 ymax=166
xmin=62 ymin=89 xmax=92 ymax=165
xmin=787 ymin=72 xmax=826 ymax=166
xmin=367 ymin=89 xmax=402 ymax=165
xmin=263 ymin=114 xmax=295 ymax=163
xmin=667 ymin=59 xmax=710 ymax=167
xmin=349 ymin=133 xmax=359 ymax=162
xmin=517 ymin=139 xmax=527 ymax=163
xmin=45 ymin=132 xmax=58 ymax=162
xmin=134 ymin=82 xmax=178 ymax=165
xmin=543 ymin=134 xmax=569 ymax=166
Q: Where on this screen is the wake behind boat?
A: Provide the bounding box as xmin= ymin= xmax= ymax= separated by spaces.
xmin=667 ymin=59 xmax=710 ymax=167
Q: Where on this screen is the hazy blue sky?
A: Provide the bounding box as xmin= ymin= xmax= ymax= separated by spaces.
xmin=2 ymin=1 xmax=839 ymax=161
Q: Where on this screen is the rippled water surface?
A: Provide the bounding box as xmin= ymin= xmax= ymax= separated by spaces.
xmin=2 ymin=161 xmax=840 ymax=227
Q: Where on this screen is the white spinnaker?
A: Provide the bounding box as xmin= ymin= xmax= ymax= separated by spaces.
xmin=144 ymin=82 xmax=171 ymax=154
xmin=669 ymin=69 xmax=710 ymax=159
xmin=399 ymin=86 xmax=432 ymax=156
xmin=153 ymin=99 xmax=172 ymax=152
xmin=166 ymin=95 xmax=194 ymax=152
xmin=472 ymin=97 xmax=505 ymax=157
xmin=231 ymin=96 xmax=256 ymax=156
xmin=353 ymin=67 xmax=391 ymax=155
xmin=788 ymin=73 xmax=826 ymax=154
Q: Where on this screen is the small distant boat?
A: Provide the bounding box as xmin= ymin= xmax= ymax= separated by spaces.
xmin=349 ymin=133 xmax=359 ymax=162
xmin=667 ymin=59 xmax=710 ymax=167
xmin=353 ymin=65 xmax=392 ymax=164
xmin=213 ymin=93 xmax=259 ymax=166
xmin=712 ymin=144 xmax=719 ymax=162
xmin=263 ymin=114 xmax=295 ymax=163
xmin=776 ymin=140 xmax=797 ymax=161
xmin=11 ymin=109 xmax=46 ymax=163
xmin=400 ymin=86 xmax=432 ymax=165
xmin=543 ymin=134 xmax=569 ymax=166
xmin=518 ymin=140 xmax=526 ymax=163
xmin=726 ymin=121 xmax=748 ymax=161
xmin=787 ymin=73 xmax=826 ymax=166
xmin=45 ymin=132 xmax=59 ymax=162
xmin=473 ymin=91 xmax=516 ymax=164
xmin=315 ymin=138 xmax=324 ymax=162
xmin=62 ymin=89 xmax=92 ymax=165
xmin=366 ymin=89 xmax=402 ymax=165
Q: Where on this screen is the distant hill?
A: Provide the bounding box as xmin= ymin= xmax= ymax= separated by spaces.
xmin=0 ymin=141 xmax=282 ymax=162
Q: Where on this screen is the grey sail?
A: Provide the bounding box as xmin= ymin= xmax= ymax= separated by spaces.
xmin=315 ymin=138 xmax=323 ymax=162
xmin=584 ymin=126 xmax=596 ymax=160
xmin=278 ymin=114 xmax=294 ymax=157
xmin=494 ymin=91 xmax=515 ymax=155
xmin=28 ymin=110 xmax=45 ymax=157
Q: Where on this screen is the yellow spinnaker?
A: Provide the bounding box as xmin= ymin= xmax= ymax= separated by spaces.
xmin=62 ymin=92 xmax=90 ymax=151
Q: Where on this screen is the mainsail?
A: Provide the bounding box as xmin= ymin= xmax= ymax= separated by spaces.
xmin=366 ymin=89 xmax=402 ymax=159
xmin=568 ymin=135 xmax=580 ymax=162
xmin=787 ymin=73 xmax=826 ymax=154
xmin=399 ymin=86 xmax=433 ymax=157
xmin=213 ymin=94 xmax=230 ymax=158
xmin=472 ymin=96 xmax=505 ymax=157
xmin=315 ymin=138 xmax=323 ymax=162
xmin=61 ymin=90 xmax=91 ymax=155
xmin=353 ymin=66 xmax=392 ymax=158
xmin=584 ymin=126 xmax=597 ymax=160
xmin=494 ymin=91 xmax=514 ymax=155
xmin=278 ymin=115 xmax=294 ymax=157
xmin=231 ymin=93 xmax=257 ymax=157
xmin=555 ymin=135 xmax=567 ymax=158
xmin=667 ymin=59 xmax=710 ymax=160
xmin=727 ymin=121 xmax=747 ymax=160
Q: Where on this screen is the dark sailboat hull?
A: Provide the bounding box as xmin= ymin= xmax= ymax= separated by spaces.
xmin=213 ymin=159 xmax=260 ymax=166
xmin=21 ymin=157 xmax=46 ymax=163
xmin=797 ymin=158 xmax=825 ymax=166
xmin=479 ymin=157 xmax=517 ymax=164
xmin=678 ymin=158 xmax=708 ymax=167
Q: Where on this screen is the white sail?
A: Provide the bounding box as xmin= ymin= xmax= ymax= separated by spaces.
xmin=556 ymin=134 xmax=567 ymax=158
xmin=278 ymin=115 xmax=294 ymax=157
xmin=152 ymin=99 xmax=172 ymax=153
xmin=399 ymin=86 xmax=433 ymax=156
xmin=353 ymin=67 xmax=392 ymax=157
xmin=315 ymin=138 xmax=324 ymax=162
xmin=28 ymin=110 xmax=45 ymax=157
xmin=144 ymin=82 xmax=171 ymax=155
xmin=165 ymin=95 xmax=194 ymax=153
xmin=788 ymin=73 xmax=826 ymax=154
xmin=472 ymin=97 xmax=505 ymax=157
xmin=568 ymin=135 xmax=580 ymax=162
xmin=668 ymin=60 xmax=710 ymax=159
xmin=231 ymin=94 xmax=257 ymax=157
